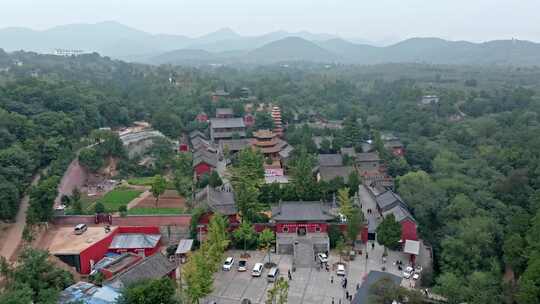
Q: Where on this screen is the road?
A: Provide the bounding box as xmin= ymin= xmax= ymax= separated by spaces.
xmin=0 ymin=173 xmax=41 ymax=261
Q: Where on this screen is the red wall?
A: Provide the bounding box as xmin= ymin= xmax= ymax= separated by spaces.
xmin=401 ymin=220 xmax=418 ymax=241
xmin=195 ymin=163 xmax=213 ymax=177
xmin=275 ymin=223 xmax=328 ymax=233
xmin=79 ymin=227 xmax=118 ymax=275
xmin=77 ymin=226 xmax=164 ymax=275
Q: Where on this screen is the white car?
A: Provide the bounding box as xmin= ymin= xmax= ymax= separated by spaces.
xmin=403 ymin=266 xmax=414 ymax=279
xmin=336 ymin=264 xmax=346 ymax=276
xmin=223 ymin=257 xmax=234 ymax=271
xmin=252 ymin=263 xmax=264 ymax=277
xmin=238 ymin=260 xmax=248 ymax=272
xmin=318 ymin=253 xmax=328 ymax=264
xmin=412 ymin=273 xmax=420 ymax=280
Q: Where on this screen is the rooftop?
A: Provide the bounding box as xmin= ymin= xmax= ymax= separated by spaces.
xmin=210 ymin=118 xmax=245 ymax=129
xmin=253 ymin=129 xmax=276 ymax=139
xmin=219 ymin=138 xmax=253 ymax=152
xmin=318 ymin=154 xmax=343 ymax=167
xmin=175 ymin=239 xmax=194 ymax=255
xmin=194 ymin=186 xmax=237 ymax=215
xmin=340 ymin=147 xmax=356 ymax=157
xmin=382 ymin=205 xmax=415 ymax=223
xmin=216 ymin=108 xmax=233 ymax=116
xmin=59 ymin=282 xmax=120 ymax=304
xmin=271 ymin=202 xmax=335 ymax=222
xmin=106 ymin=253 xmax=176 ymax=289
xmin=193 ymin=149 xmax=218 ymax=168
xmin=49 ymin=226 xmax=117 ymax=255
xmin=109 ymin=233 xmax=161 ymax=249
xmin=318 ymin=166 xmax=354 ymax=182
xmin=357 ymin=152 xmax=380 ymax=162
xmin=375 ymin=191 xmax=407 ymax=212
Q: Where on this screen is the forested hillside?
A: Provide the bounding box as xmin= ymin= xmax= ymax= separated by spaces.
xmin=1 ymin=50 xmax=540 ymax=302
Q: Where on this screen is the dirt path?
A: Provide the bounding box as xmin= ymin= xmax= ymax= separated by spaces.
xmin=0 ymin=173 xmax=41 ymax=261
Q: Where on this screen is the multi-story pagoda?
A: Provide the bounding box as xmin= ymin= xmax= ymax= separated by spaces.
xmin=271 ymin=106 xmax=283 ymax=137
xmin=251 ymin=129 xmax=284 ymax=161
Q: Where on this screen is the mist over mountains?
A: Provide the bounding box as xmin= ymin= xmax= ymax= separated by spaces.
xmin=1 ymin=21 xmax=540 ymax=66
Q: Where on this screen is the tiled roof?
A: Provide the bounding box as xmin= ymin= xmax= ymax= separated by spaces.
xmin=109 ymin=234 xmax=161 ymax=249
xmin=219 ymin=138 xmax=253 ymax=152
xmin=356 ymin=152 xmax=380 ymax=162
xmin=194 ymin=186 xmax=237 ymax=215
xmin=193 ymin=149 xmax=218 ymax=167
xmin=318 ymin=166 xmax=354 ymax=182
xmin=210 ymin=118 xmax=245 ymax=129
xmin=340 ymin=147 xmax=356 ymax=157
xmin=318 ymin=154 xmax=343 ymax=167
xmin=271 ymin=202 xmax=335 ymax=222
xmin=375 ymin=190 xmax=407 ymax=212
xmin=382 ymin=205 xmax=415 ymax=223
xmin=106 ymin=254 xmax=176 ymax=289
xmin=216 ymin=108 xmax=233 ymax=116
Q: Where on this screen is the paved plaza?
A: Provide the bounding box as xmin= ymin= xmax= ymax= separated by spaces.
xmin=202 ymin=245 xmax=415 ymax=304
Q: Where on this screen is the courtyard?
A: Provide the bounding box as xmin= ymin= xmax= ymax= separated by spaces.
xmin=202 ymin=243 xmax=423 ymax=304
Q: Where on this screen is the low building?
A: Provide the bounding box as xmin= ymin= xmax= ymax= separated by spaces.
xmin=370 ymin=188 xmax=418 ymax=242
xmin=219 ymin=138 xmax=253 ymax=155
xmin=251 ymin=130 xmax=290 ymax=163
xmin=105 ymin=253 xmax=177 ymax=289
xmin=317 ymin=166 xmax=354 ymax=183
xmin=216 ymin=108 xmax=234 ymax=119
xmin=356 ymin=152 xmax=381 ymax=174
xmin=420 ymin=95 xmax=440 ymax=105
xmin=340 ymin=147 xmax=356 ymax=158
xmin=209 ymin=118 xmax=246 ymax=141
xmin=318 ymin=154 xmax=343 ymax=167
xmin=194 ymin=185 xmax=237 ymax=218
xmin=271 ymin=202 xmax=335 ymax=255
xmin=59 ymin=282 xmax=120 ymax=304
xmin=49 ymin=226 xmax=163 ymax=275
xmin=98 ymin=253 xmax=143 ymax=279
xmin=109 ymin=230 xmax=161 ymax=257
xmin=193 ymin=149 xmax=218 ymax=177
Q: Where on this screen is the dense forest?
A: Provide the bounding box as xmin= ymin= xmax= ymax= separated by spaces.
xmin=1 ymin=49 xmax=540 ymax=303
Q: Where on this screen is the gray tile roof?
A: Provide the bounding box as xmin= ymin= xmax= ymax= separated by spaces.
xmin=189 ymin=130 xmax=207 ymax=140
xmin=194 ymin=186 xmax=237 ymax=215
xmin=216 ymin=108 xmax=233 ymax=116
xmin=375 ymin=190 xmax=407 ymax=212
xmin=279 ymin=145 xmax=294 ymax=159
xmin=219 ymin=138 xmax=252 ymax=152
xmin=356 ymin=152 xmax=380 ymax=162
xmin=382 ymin=205 xmax=415 ymax=223
xmin=106 ymin=253 xmax=176 ymax=289
xmin=271 ymin=202 xmax=335 ymax=222
xmin=352 ymin=271 xmax=402 ymax=304
xmin=193 ymin=149 xmax=218 ymax=167
xmin=212 ymin=131 xmax=247 ymax=139
xmin=340 ymin=147 xmax=356 ymax=157
xmin=318 ymin=166 xmax=354 ymax=182
xmin=210 ymin=118 xmax=245 ymax=129
xmin=109 ymin=234 xmax=161 ymax=249
xmin=318 ymin=154 xmax=343 ymax=167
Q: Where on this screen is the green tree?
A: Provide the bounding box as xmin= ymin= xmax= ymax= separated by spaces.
xmin=258 ymin=228 xmax=275 ymax=265
xmin=347 ymin=171 xmax=360 ymax=196
xmin=254 ymin=112 xmax=274 ymax=130
xmin=266 ymin=277 xmax=289 ymax=304
xmin=118 ymin=278 xmax=178 ymax=304
xmin=78 ymin=147 xmax=104 ymax=172
xmin=94 ymin=202 xmax=105 ymax=214
xmin=0 ymin=248 xmax=73 ymax=304
xmin=208 ymin=171 xmax=223 ymax=188
xmin=289 ymin=148 xmax=319 ymax=201
xmin=151 ymin=175 xmax=167 ymax=207
xmin=234 ymin=220 xmax=256 ymax=253
xmin=230 ymin=149 xmax=264 ymax=222
xmin=376 ymin=214 xmax=402 ymax=250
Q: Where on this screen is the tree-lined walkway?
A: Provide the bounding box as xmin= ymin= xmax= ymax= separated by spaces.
xmin=0 ymin=173 xmax=41 ymax=261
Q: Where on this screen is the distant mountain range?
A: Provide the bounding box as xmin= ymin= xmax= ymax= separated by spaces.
xmin=1 ymin=21 xmax=540 ymax=66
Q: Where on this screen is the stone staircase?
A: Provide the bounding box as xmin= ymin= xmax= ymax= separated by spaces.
xmin=293 ymin=238 xmax=315 ymax=268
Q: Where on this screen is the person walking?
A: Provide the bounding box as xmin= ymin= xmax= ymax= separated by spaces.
xmin=288 ymin=269 xmax=292 ymax=280
xmin=332 ymin=297 xmax=335 ymax=304
xmin=331 ymin=276 xmax=334 ymax=284
xmin=371 ymin=242 xmax=375 ymax=250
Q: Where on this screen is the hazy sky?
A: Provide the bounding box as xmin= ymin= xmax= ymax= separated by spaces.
xmin=2 ymin=0 xmax=540 ymax=42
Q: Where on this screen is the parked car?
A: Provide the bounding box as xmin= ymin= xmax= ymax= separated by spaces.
xmin=403 ymin=266 xmax=414 ymax=279
xmin=74 ymin=224 xmax=87 ymax=235
xmin=267 ymin=267 xmax=280 ymax=282
xmin=238 ymin=260 xmax=248 ymax=272
xmin=223 ymin=257 xmax=234 ymax=271
xmin=252 ymin=263 xmax=264 ymax=277
xmin=336 ymin=264 xmax=346 ymax=276
xmin=317 ymin=252 xmax=328 ymax=264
